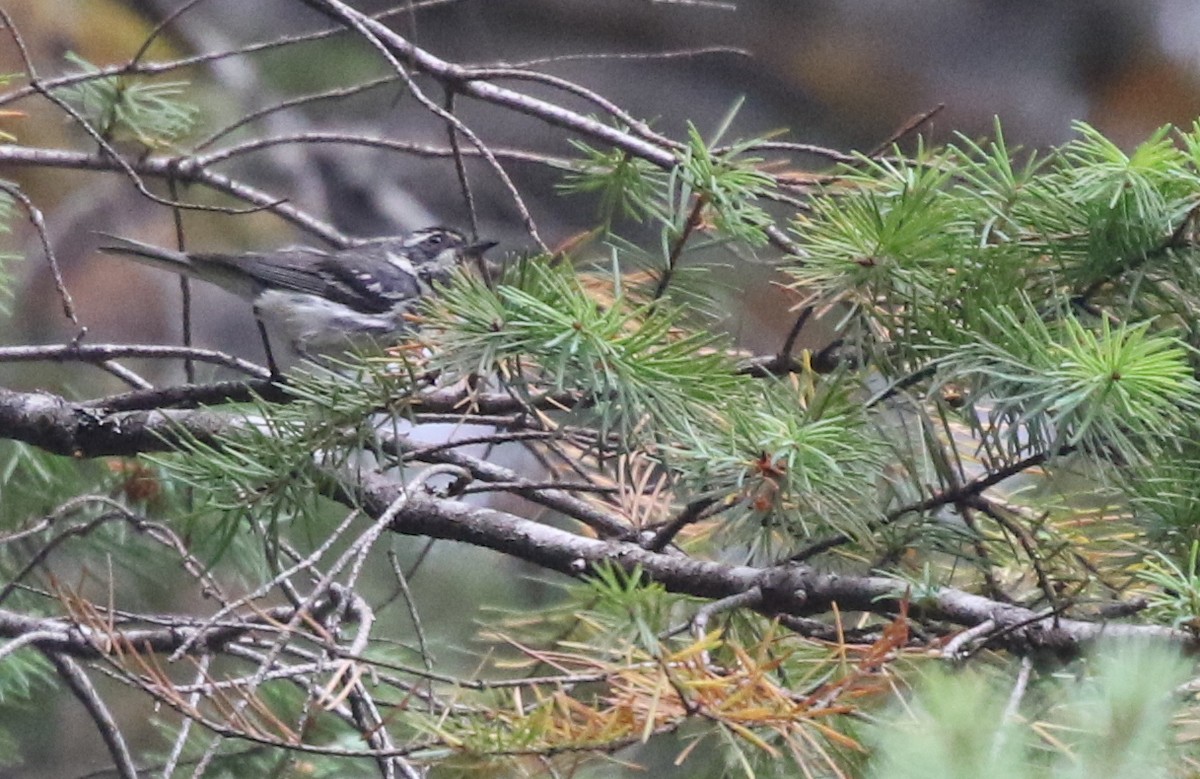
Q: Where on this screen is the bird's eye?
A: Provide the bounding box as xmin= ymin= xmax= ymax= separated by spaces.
xmin=425 ymin=233 xmax=444 ymax=247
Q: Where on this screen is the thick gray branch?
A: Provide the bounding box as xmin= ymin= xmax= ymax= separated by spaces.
xmin=348 ymin=472 xmax=1192 ymax=656
xmin=0 ymin=384 xmax=1186 ymax=657
xmin=0 ymin=387 xmax=236 ymax=456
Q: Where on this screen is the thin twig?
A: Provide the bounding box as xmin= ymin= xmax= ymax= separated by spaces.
xmin=652 ymin=194 xmax=707 ymax=301
xmin=0 ymin=342 xmax=270 ymax=379
xmin=160 ymin=655 xmax=212 ymax=779
xmin=303 ymin=0 xmax=549 ymax=250
xmin=777 ymin=307 xmax=813 ymax=362
xmin=193 ymin=76 xmax=398 ymax=151
xmin=49 ymin=653 xmax=139 ymax=779
xmin=941 ymin=618 xmax=996 ymax=660
xmin=646 ymin=496 xmax=721 ymax=551
xmin=386 ymin=549 xmax=435 ymax=712
xmin=0 ymin=180 xmax=81 ymax=329
xmin=130 ymin=0 xmax=207 ymax=65
xmin=95 ymin=360 xmax=153 ymax=390
xmin=0 ymin=8 xmax=276 ymax=219
xmin=444 ymin=88 xmax=480 ymax=244
xmin=786 ymin=450 xmax=1056 ymax=563
xmin=0 ymin=144 xmax=348 ymax=245
xmin=189 ymin=132 xmax=574 ymax=171
xmin=167 ymin=177 xmax=196 ymax=384
xmin=867 ymin=103 xmax=945 ymax=158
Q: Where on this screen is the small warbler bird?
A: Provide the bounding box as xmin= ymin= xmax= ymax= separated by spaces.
xmin=98 ymin=227 xmax=496 ymax=372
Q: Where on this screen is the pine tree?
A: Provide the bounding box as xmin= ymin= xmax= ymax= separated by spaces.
xmin=2 ymin=4 xmax=1200 ymax=777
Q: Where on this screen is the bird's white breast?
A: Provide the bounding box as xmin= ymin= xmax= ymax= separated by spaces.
xmin=255 ymin=290 xmax=400 ymax=352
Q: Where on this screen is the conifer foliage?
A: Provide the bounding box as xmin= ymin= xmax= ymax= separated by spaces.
xmin=1 ymin=3 xmax=1200 ymax=777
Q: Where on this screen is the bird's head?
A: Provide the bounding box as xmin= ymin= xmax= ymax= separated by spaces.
xmin=400 ymin=227 xmax=497 ymax=274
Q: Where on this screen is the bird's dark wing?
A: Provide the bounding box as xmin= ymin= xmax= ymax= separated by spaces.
xmin=196 ymin=244 xmax=436 ymax=314
xmin=316 ymin=248 xmax=426 ymax=314
xmin=192 ymin=248 xmax=333 ymax=297
xmin=194 ymin=244 xmax=428 ymax=314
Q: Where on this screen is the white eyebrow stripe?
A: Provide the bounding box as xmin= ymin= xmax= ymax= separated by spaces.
xmin=385 ymin=251 xmax=418 ymax=276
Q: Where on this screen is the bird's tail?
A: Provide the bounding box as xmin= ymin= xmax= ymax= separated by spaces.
xmin=95 ymin=233 xmax=195 ymax=275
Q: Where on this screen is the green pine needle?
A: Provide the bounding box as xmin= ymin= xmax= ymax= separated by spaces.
xmin=56 ymin=52 xmax=199 ymax=147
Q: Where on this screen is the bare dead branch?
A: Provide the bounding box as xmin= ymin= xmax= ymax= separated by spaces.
xmin=0 ymin=180 xmax=81 ymax=329
xmin=0 ymin=144 xmax=349 ymax=244
xmin=0 ymin=343 xmax=271 ymax=379
xmin=48 ymin=653 xmax=139 ymax=779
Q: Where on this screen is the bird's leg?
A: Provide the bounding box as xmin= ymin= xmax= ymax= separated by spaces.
xmin=255 ymin=317 xmax=281 ymax=379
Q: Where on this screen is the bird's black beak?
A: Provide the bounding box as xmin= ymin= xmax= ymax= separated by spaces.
xmin=465 ymin=240 xmax=498 ymax=257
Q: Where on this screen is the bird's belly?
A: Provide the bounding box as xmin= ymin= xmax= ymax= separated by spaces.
xmin=254 ymin=290 xmax=400 ymax=350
